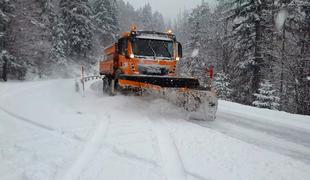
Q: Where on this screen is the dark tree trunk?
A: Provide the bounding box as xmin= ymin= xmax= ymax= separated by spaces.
xmin=2 ymin=56 xmax=8 ymax=81
xmin=252 ymin=4 xmax=263 ymax=103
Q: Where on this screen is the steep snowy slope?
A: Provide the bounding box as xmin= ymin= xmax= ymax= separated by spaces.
xmin=0 ymin=79 xmax=309 ymax=180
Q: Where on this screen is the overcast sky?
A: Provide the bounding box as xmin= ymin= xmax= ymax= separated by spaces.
xmin=123 ymin=0 xmax=217 ymax=20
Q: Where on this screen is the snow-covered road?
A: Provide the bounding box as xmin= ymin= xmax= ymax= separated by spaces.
xmin=0 ymin=79 xmax=310 ymax=180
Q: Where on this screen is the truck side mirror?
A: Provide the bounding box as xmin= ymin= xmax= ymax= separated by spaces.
xmin=178 ymin=43 xmax=183 ymax=58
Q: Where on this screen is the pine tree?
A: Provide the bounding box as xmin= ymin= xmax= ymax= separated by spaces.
xmin=227 ymin=0 xmax=275 ymax=105
xmin=272 ymin=0 xmax=310 ymax=115
xmin=285 ymin=0 xmax=310 ymax=115
xmin=138 ymin=3 xmax=153 ymax=30
xmin=117 ymin=0 xmax=166 ymax=33
xmin=0 ymin=0 xmax=9 ymax=79
xmin=59 ymin=0 xmax=93 ymax=57
xmin=93 ymin=0 xmax=119 ymax=45
xmin=173 ymin=10 xmax=190 ymax=45
xmin=187 ymin=2 xmax=212 ymax=79
xmin=253 ymin=80 xmax=280 ymax=110
xmin=37 ymin=0 xmax=69 ymax=77
xmin=5 ymin=0 xmax=54 ymax=79
xmin=214 ymin=71 xmax=232 ymax=100
xmin=49 ymin=18 xmax=68 ymax=77
xmin=0 ymin=0 xmax=24 ymax=80
xmin=0 ymin=0 xmax=10 ymax=55
xmin=152 ymin=11 xmax=165 ymax=32
xmin=214 ymin=0 xmax=233 ymax=74
xmin=50 ymin=17 xmax=67 ymax=66
xmin=117 ymin=0 xmax=138 ymax=32
xmin=109 ymin=0 xmax=120 ymax=40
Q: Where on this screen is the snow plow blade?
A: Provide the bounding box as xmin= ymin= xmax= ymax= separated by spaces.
xmin=116 ymin=75 xmax=218 ymax=121
xmin=145 ymin=87 xmax=218 ymax=121
xmin=117 ymin=74 xmax=200 ymax=89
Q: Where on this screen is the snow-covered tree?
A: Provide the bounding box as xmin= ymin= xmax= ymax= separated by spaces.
xmin=227 ymin=0 xmax=265 ymax=104
xmin=253 ymin=80 xmax=280 ymax=110
xmin=59 ymin=0 xmax=93 ymax=57
xmin=0 ymin=0 xmax=25 ymax=80
xmin=152 ymin=11 xmax=165 ymax=32
xmin=173 ymin=10 xmax=190 ymax=45
xmin=214 ymin=72 xmax=232 ymax=100
xmin=138 ymin=3 xmax=153 ymax=30
xmin=284 ymin=0 xmax=310 ymax=115
xmin=117 ymin=0 xmax=166 ymax=33
xmin=37 ymin=0 xmax=69 ymax=77
xmin=50 ymin=17 xmax=67 ymax=66
xmin=93 ymin=0 xmax=119 ymax=45
xmin=117 ymin=0 xmax=138 ymax=32
xmin=270 ymin=0 xmax=310 ymax=115
xmin=109 ymin=0 xmax=120 ymax=38
xmin=0 ymin=0 xmax=10 ymax=56
xmin=186 ymin=2 xmax=213 ymax=79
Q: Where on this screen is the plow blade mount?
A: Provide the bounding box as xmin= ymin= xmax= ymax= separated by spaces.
xmin=117 ymin=75 xmax=201 ymax=89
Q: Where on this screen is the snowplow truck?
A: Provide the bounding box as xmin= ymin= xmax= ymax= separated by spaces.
xmin=99 ymin=26 xmax=218 ymax=121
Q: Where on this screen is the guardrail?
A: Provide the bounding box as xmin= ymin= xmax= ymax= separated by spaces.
xmin=75 ymin=74 xmax=105 ymax=96
xmin=77 ymin=66 xmax=105 ymax=96
xmin=81 ymin=75 xmax=103 ymax=82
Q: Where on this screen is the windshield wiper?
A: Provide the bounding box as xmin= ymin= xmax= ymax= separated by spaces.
xmin=148 ymin=40 xmax=157 ymax=60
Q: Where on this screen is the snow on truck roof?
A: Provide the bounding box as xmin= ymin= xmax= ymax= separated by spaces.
xmin=133 ymin=31 xmax=176 ymax=41
xmin=135 ymin=34 xmax=173 ymax=41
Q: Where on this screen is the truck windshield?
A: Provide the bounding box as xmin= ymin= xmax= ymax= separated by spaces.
xmin=132 ymin=38 xmax=174 ymax=59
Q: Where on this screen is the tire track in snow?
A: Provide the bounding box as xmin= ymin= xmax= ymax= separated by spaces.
xmin=0 ymin=80 xmax=78 ymax=140
xmin=109 ymin=142 xmax=160 ymax=168
xmin=0 ymin=103 xmax=83 ymax=142
xmin=185 ymin=170 xmax=211 ymax=180
xmin=150 ymin=118 xmax=187 ymax=180
xmin=61 ymin=114 xmax=110 ymax=180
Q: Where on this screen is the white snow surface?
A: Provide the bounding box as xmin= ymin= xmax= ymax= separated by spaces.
xmin=191 ymin=49 xmax=199 ymax=58
xmin=137 ymin=34 xmax=173 ymax=41
xmin=275 ymin=9 xmax=288 ymax=31
xmin=1 ymin=79 xmax=310 ymax=180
